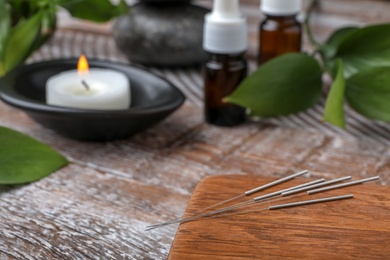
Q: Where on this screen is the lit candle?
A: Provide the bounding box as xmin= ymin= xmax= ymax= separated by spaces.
xmin=46 ymin=55 xmax=130 ymax=110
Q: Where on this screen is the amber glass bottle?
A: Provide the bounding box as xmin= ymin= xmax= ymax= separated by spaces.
xmin=203 ymin=0 xmax=248 ymax=126
xmin=257 ymin=0 xmax=302 ymax=65
xmin=204 ymin=53 xmax=247 ymax=126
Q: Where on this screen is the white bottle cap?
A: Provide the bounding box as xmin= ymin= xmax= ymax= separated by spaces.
xmin=203 ymin=0 xmax=247 ymax=54
xmin=261 ymin=0 xmax=302 ymax=16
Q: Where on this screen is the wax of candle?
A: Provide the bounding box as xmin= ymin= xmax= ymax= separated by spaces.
xmin=46 ymin=69 xmax=130 ymax=110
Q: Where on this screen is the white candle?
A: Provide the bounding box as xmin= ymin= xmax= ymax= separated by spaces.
xmin=46 ymin=68 xmax=130 ymax=110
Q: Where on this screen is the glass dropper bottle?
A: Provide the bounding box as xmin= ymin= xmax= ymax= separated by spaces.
xmin=257 ymin=0 xmax=302 ymax=65
xmin=203 ymin=0 xmax=248 ymax=126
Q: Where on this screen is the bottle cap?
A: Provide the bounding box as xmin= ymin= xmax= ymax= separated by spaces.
xmin=203 ymin=0 xmax=247 ymax=54
xmin=261 ymin=0 xmax=302 ymax=16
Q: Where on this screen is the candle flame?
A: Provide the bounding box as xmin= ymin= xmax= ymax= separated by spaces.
xmin=77 ymin=54 xmax=89 ymax=76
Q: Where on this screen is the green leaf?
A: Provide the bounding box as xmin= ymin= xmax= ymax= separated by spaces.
xmin=9 ymin=0 xmax=31 ymax=18
xmin=3 ymin=11 xmax=42 ymax=74
xmin=0 ymin=127 xmax=68 ymax=184
xmin=320 ymin=27 xmax=359 ymax=60
xmin=323 ymin=60 xmax=346 ymax=128
xmin=225 ymin=53 xmax=323 ymax=117
xmin=31 ymin=9 xmax=57 ymax=52
xmin=346 ymin=66 xmax=390 ymax=122
xmin=60 ymin=0 xmax=128 ymax=23
xmin=0 ymin=0 xmax=11 ymax=75
xmin=334 ymin=24 xmax=390 ymax=78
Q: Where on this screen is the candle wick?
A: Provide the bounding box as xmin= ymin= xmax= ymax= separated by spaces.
xmin=81 ymin=80 xmax=90 ymax=91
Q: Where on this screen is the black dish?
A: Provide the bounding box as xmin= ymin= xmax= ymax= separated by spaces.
xmin=0 ymin=59 xmax=185 ymax=141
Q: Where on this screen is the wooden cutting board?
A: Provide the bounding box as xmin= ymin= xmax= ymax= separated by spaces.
xmin=168 ymin=175 xmax=390 ymax=259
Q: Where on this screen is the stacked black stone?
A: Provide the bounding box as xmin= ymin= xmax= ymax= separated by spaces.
xmin=112 ymin=0 xmax=210 ymax=67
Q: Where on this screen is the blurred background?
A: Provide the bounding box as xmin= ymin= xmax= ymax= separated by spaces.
xmin=53 ymin=0 xmax=390 ymax=69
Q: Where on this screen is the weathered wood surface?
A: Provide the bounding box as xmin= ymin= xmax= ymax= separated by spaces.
xmin=1 ymin=0 xmax=390 ymax=259
xmin=169 ymin=175 xmax=390 ymax=259
xmin=1 ymin=103 xmax=390 ymax=259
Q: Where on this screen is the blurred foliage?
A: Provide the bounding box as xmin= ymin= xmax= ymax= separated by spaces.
xmin=227 ymin=0 xmax=390 ymax=128
xmin=0 ymin=126 xmax=68 ymax=184
xmin=0 ymin=0 xmax=128 ymax=184
xmin=0 ymin=0 xmax=129 ymax=76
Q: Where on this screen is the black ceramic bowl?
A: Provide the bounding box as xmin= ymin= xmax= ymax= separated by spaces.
xmin=0 ymin=59 xmax=185 ymax=141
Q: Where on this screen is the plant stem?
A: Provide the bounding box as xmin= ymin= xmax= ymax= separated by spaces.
xmin=304 ymin=0 xmax=333 ymax=75
xmin=304 ymin=0 xmax=321 ymax=51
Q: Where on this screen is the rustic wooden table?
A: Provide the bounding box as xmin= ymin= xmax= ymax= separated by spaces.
xmin=1 ymin=0 xmax=389 ymax=259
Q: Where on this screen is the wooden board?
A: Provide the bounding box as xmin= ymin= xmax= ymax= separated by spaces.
xmin=169 ymin=175 xmax=390 ymax=259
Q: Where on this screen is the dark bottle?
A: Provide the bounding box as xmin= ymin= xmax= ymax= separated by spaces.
xmin=203 ymin=0 xmax=248 ymax=126
xmin=204 ymin=53 xmax=247 ymax=126
xmin=257 ymin=0 xmax=302 ymax=65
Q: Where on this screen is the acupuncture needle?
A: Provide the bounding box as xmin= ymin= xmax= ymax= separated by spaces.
xmin=145 ymin=192 xmax=307 ymax=230
xmin=194 ymin=169 xmax=309 ymax=214
xmin=146 ymin=176 xmax=320 ymax=230
xmin=184 ymin=176 xmax=351 ymax=220
xmin=199 ymin=169 xmax=309 ymax=213
xmin=184 ymin=178 xmax=324 ymax=220
xmin=148 ymin=170 xmax=308 ymax=228
xmin=214 ymin=176 xmax=372 ymax=215
xmin=307 ymin=176 xmax=380 ymax=194
xmin=192 ymin=194 xmax=305 ymax=220
xmin=146 ymin=175 xmax=354 ymax=230
xmin=204 ymin=176 xmax=351 ymax=217
xmin=281 ymin=176 xmax=352 ymax=196
xmin=269 ymin=194 xmax=354 ymax=210
xmin=201 ymin=170 xmax=310 ymax=213
xmin=244 ymin=170 xmax=309 ymax=195
xmin=197 ymin=194 xmax=354 ymax=220
xmin=149 ymin=176 xmax=376 ymax=228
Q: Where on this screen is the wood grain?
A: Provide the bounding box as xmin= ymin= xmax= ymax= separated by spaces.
xmin=1 ymin=0 xmax=390 ymax=258
xmin=169 ymin=175 xmax=390 ymax=259
xmin=1 ymin=101 xmax=390 ymax=258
